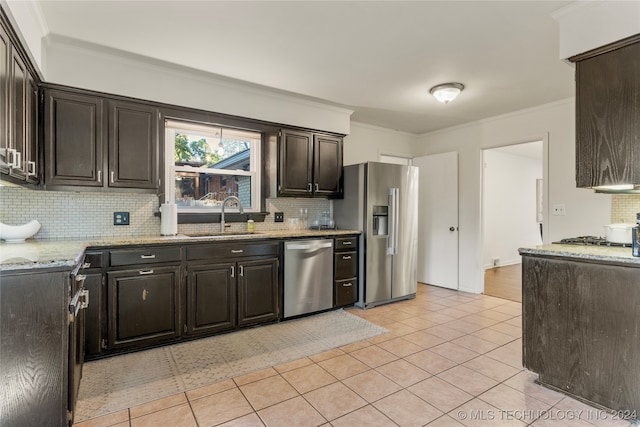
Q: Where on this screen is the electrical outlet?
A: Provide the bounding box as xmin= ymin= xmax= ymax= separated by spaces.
xmin=552 ymin=204 xmax=566 ymax=216
xmin=274 ymin=212 xmax=284 ymax=222
xmin=114 ymin=212 xmax=130 ymax=225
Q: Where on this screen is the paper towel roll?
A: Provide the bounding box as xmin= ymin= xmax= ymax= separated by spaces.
xmin=160 ymin=203 xmax=178 ymax=236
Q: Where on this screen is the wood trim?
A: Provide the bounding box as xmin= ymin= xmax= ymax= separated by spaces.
xmin=569 ymin=33 xmax=640 ymax=63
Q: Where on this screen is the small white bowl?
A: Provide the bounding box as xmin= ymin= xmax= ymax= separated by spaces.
xmin=0 ymin=220 xmax=41 ymax=243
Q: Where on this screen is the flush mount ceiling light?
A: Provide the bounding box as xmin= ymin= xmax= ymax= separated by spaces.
xmin=429 ymin=82 xmax=464 ymax=104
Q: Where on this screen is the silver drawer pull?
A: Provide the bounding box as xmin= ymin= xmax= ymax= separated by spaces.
xmin=80 ymin=289 xmax=90 ymax=309
xmin=27 ymin=161 xmax=36 ymax=176
xmin=343 ymin=282 xmax=353 ymax=287
xmin=231 ymin=249 xmax=244 ymax=254
xmin=81 ymin=262 xmax=91 ymax=269
xmin=239 ymin=265 xmax=244 ymax=276
xmin=140 ymin=254 xmax=156 ymax=259
xmin=342 ymin=255 xmax=352 ymax=260
xmin=230 ymin=266 xmax=235 ymax=278
xmin=342 ymin=241 xmax=352 ymax=245
xmin=75 ymin=274 xmax=86 ymax=282
xmin=139 ymin=269 xmax=154 ymax=275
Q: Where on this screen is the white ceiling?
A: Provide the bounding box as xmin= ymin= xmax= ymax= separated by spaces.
xmin=34 ymin=0 xmax=577 ymax=134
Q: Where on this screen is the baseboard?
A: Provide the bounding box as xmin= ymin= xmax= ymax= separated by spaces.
xmin=484 ymin=259 xmax=521 ymax=270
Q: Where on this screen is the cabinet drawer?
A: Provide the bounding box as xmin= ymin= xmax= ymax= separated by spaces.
xmin=84 ymin=251 xmax=104 ymax=269
xmin=109 ymin=246 xmax=181 ymax=266
xmin=335 ymin=251 xmax=357 ymax=279
xmin=335 ymin=278 xmax=357 ymax=307
xmin=335 ymin=236 xmax=358 ymax=251
xmin=187 ymin=241 xmax=280 ymax=261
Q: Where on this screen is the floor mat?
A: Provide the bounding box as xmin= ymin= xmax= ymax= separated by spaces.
xmin=75 ymin=309 xmax=388 ymax=422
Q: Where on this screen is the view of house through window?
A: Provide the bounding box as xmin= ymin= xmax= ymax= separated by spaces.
xmin=166 ymin=120 xmax=261 ymax=212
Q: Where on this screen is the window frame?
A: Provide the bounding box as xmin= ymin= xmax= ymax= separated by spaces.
xmin=164 ymin=119 xmax=262 ymax=214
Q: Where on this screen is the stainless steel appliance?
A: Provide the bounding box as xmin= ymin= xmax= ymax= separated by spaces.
xmin=333 ymin=162 xmax=419 ymax=308
xmin=283 ymin=239 xmax=334 ymax=318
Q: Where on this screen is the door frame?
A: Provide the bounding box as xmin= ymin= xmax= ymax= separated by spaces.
xmin=479 ymin=134 xmax=549 ymax=294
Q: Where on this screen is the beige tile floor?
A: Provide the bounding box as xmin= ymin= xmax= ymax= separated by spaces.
xmin=74 ymin=284 xmax=634 ymax=427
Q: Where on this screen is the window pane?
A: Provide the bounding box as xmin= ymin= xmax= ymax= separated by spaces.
xmin=175 ymin=171 xmax=252 ymax=209
xmin=174 ymin=128 xmax=258 ymax=172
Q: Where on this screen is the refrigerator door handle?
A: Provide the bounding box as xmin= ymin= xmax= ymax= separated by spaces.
xmin=393 ymin=188 xmax=400 ymax=254
xmin=387 ymin=188 xmax=398 ymax=255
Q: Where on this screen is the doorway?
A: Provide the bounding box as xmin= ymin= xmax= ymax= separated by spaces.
xmin=482 ymin=141 xmax=543 ymax=302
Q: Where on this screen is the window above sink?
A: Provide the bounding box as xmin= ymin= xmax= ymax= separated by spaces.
xmin=165 ymin=120 xmax=261 ymax=213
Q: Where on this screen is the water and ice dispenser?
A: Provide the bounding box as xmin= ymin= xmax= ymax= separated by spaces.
xmin=372 ymin=205 xmax=388 ymax=236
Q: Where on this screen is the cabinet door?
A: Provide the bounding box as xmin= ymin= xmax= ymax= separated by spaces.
xmin=107 ymin=265 xmax=180 ymax=349
xmin=8 ymin=47 xmax=26 ymax=180
xmin=0 ymin=24 xmax=9 ymax=174
xmin=84 ymin=273 xmax=104 ymax=357
xmin=108 ymin=100 xmax=158 ymax=189
xmin=187 ymin=263 xmax=236 ymax=335
xmin=279 ymin=129 xmax=313 ymax=196
xmin=24 ymin=75 xmax=38 ymax=183
xmin=44 ymin=89 xmax=105 ymax=187
xmin=313 ymin=134 xmax=342 ymax=197
xmin=575 ymin=40 xmax=640 ymax=188
xmin=237 ymin=258 xmax=279 ymax=326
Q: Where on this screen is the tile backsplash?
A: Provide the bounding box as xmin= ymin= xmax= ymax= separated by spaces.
xmin=0 ymin=185 xmax=333 ymax=240
xmin=611 ymin=195 xmax=640 ymax=224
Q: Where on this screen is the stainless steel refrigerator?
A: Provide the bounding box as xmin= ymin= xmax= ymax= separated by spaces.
xmin=333 ymin=162 xmax=418 ymax=308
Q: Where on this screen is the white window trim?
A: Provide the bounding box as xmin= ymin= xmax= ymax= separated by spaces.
xmin=164 ymin=121 xmax=261 ymax=213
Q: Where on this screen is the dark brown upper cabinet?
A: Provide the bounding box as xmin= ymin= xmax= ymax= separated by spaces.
xmin=571 ymin=35 xmax=640 ymax=190
xmin=108 ymin=100 xmax=158 ymax=189
xmin=44 ymin=89 xmax=105 ymax=187
xmin=43 ymin=86 xmax=159 ymax=192
xmin=0 ymin=12 xmax=39 ymax=184
xmin=278 ymin=129 xmax=343 ymax=198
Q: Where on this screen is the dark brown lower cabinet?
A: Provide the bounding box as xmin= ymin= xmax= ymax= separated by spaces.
xmin=237 ymin=258 xmax=279 ymax=326
xmin=334 ymin=236 xmax=358 ymax=308
xmin=187 ymin=262 xmax=236 ymax=335
xmin=84 ymin=272 xmax=104 ymax=357
xmin=0 ymin=268 xmax=72 ymax=426
xmin=522 ymin=255 xmax=640 ymax=414
xmin=108 ymin=265 xmax=181 ymax=349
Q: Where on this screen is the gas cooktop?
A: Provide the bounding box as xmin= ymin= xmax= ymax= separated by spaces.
xmin=554 ymin=236 xmax=631 ymax=247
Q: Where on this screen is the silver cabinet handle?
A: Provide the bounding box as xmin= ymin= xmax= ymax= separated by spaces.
xmin=27 ymin=161 xmax=37 ymax=176
xmin=139 ymin=270 xmax=154 ymax=275
xmin=342 ymin=255 xmax=352 ymax=260
xmin=230 ymin=265 xmax=235 ymax=278
xmin=140 ymin=254 xmax=156 ymax=259
xmin=307 ymin=183 xmax=312 ymax=192
xmin=80 ymin=289 xmax=90 ymax=309
xmin=342 ymin=241 xmax=353 ymax=246
xmin=314 ymin=183 xmax=319 ymax=192
xmin=97 ymin=170 xmax=102 ymax=182
xmin=14 ymin=151 xmax=21 ymax=169
xmin=75 ymin=274 xmax=87 ymax=282
xmin=343 ymin=282 xmax=353 ymax=287
xmin=239 ymin=265 xmax=244 ymax=276
xmin=110 ymin=171 xmax=115 ymax=183
xmin=231 ymin=249 xmax=243 ymax=254
xmin=81 ymin=262 xmax=91 ymax=269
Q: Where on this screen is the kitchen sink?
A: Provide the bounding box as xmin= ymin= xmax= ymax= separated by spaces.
xmin=180 ymin=231 xmax=262 ymax=238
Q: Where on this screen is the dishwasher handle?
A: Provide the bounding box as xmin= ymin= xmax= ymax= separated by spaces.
xmin=286 ymin=241 xmax=333 ymax=251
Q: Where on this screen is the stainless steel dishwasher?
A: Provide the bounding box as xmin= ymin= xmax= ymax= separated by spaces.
xmin=283 ymin=238 xmax=334 ymax=318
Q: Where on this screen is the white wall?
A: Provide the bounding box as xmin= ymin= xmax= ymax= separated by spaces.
xmin=552 ymin=1 xmax=640 ymax=59
xmin=413 ymin=99 xmax=611 ymax=294
xmin=482 ymin=148 xmax=542 ymax=269
xmin=343 ymin=122 xmax=417 ymax=166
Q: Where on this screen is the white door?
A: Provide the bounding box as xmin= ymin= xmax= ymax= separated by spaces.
xmin=413 ymin=152 xmax=459 ymax=290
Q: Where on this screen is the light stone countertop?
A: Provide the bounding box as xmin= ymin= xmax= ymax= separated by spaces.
xmin=0 ymin=229 xmax=361 ymax=272
xmin=519 ymin=244 xmax=640 ymax=266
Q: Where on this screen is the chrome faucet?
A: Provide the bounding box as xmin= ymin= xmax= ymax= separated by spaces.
xmin=220 ymin=196 xmax=244 ymax=232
